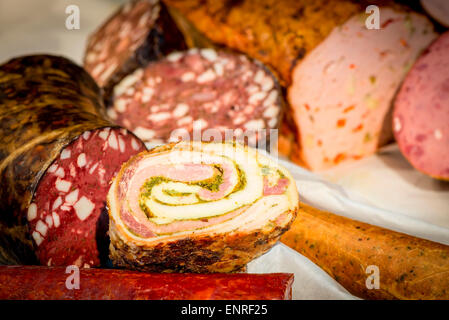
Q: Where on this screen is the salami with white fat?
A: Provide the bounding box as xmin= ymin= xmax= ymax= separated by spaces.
xmin=108 ymin=49 xmax=283 ymax=148
xmin=84 ymin=0 xmax=186 ymax=98
xmin=0 ymin=55 xmax=146 ymax=266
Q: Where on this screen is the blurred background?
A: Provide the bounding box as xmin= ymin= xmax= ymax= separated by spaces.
xmin=0 ymin=0 xmax=124 ymax=63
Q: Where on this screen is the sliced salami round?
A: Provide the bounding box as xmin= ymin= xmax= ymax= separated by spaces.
xmin=83 ymin=0 xmax=186 ymax=98
xmin=393 ymin=32 xmax=449 ymax=180
xmin=0 ymin=55 xmax=146 ymax=266
xmin=108 ymin=49 xmax=283 ymax=149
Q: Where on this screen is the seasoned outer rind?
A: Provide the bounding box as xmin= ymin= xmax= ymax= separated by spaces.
xmin=28 ymin=127 xmax=146 ymax=267
xmin=288 ymin=8 xmax=437 ymax=171
xmin=0 ymin=266 xmax=293 ymax=300
xmin=109 ymin=216 xmax=294 ymax=273
xmin=281 ymin=203 xmax=449 ymax=300
xmin=84 ymin=0 xmax=186 ymax=99
xmin=108 ymin=142 xmax=299 ymax=272
xmin=393 ymin=31 xmax=449 ymax=180
xmin=0 ymin=55 xmax=143 ymax=265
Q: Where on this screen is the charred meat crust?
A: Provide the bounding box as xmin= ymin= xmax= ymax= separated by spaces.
xmin=108 ymin=142 xmax=297 ymax=272
xmin=109 ymin=208 xmax=296 ymax=273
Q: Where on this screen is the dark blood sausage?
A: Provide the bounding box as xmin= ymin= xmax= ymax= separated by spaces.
xmin=281 ymin=203 xmax=449 ymax=300
xmin=0 ymin=266 xmax=294 ymax=300
xmin=108 ymin=49 xmax=283 ymax=148
xmin=393 ymin=31 xmax=449 ymax=181
xmin=83 ymin=0 xmax=186 ymax=99
xmin=0 ymin=55 xmax=146 ymax=266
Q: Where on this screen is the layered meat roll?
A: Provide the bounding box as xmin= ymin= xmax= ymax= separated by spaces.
xmin=108 ymin=141 xmax=298 ymax=272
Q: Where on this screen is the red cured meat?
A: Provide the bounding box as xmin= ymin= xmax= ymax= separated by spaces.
xmin=28 ymin=128 xmax=145 ymax=267
xmin=0 ymin=266 xmax=293 ymax=300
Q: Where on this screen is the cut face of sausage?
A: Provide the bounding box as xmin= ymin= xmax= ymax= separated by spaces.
xmin=28 ymin=128 xmax=145 ymax=267
xmin=288 ymin=8 xmax=436 ymax=171
xmin=281 ymin=202 xmax=449 ymax=300
xmin=109 ymin=49 xmax=283 ymax=149
xmin=0 ymin=54 xmax=148 ymax=265
xmin=107 ymin=141 xmax=298 ymax=273
xmin=394 ymin=31 xmax=449 ymax=180
xmin=84 ymin=0 xmax=186 ymax=96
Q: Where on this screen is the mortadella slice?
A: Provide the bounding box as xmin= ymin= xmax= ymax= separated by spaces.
xmin=288 ymin=8 xmax=437 ymax=171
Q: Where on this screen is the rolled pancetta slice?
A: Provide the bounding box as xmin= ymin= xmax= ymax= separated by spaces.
xmin=108 ymin=141 xmax=298 ymax=272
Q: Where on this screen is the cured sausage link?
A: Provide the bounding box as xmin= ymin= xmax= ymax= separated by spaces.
xmin=163 ymin=1 xmax=438 ymax=170
xmin=0 ymin=55 xmax=146 ymax=266
xmin=0 ymin=266 xmax=293 ymax=300
xmin=281 ymin=202 xmax=449 ymax=300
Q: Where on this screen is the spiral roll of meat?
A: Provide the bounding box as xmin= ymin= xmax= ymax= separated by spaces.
xmin=108 ymin=141 xmax=299 ymax=272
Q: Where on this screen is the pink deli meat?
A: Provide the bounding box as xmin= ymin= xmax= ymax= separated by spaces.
xmin=288 ymin=8 xmax=437 ymax=171
xmin=393 ymin=31 xmax=449 ymax=180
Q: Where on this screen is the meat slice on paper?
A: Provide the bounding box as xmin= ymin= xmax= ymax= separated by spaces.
xmin=288 ymin=7 xmax=437 ymax=171
xmin=107 ymin=141 xmax=299 ymax=272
